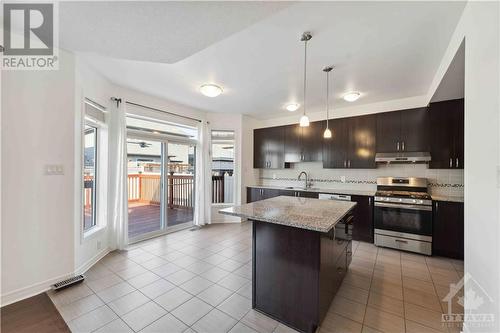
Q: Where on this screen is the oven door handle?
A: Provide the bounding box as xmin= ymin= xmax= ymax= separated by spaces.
xmin=374 ymin=202 xmax=432 ymax=211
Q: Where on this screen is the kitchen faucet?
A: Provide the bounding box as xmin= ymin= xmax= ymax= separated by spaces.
xmin=298 ymin=171 xmax=310 ymax=189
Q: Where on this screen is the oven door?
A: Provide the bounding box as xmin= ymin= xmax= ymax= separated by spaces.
xmin=374 ymin=202 xmax=432 ymax=236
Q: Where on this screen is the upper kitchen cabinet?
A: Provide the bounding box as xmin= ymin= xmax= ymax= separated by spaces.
xmin=376 ymin=107 xmax=429 ymax=153
xmin=323 ymin=118 xmax=348 ymax=168
xmin=253 ymin=126 xmax=285 ymax=169
xmin=284 ymin=121 xmax=325 ymax=163
xmin=348 ymin=114 xmax=377 ymax=168
xmin=323 ymin=115 xmax=376 ymax=169
xmin=301 ymin=120 xmax=325 ymax=162
xmin=429 ymin=99 xmax=464 ymax=169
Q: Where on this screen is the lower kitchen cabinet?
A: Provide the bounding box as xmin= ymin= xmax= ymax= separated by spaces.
xmin=433 ymin=200 xmax=464 ymax=259
xmin=351 ymin=195 xmax=374 ymax=243
xmin=248 ymin=187 xmax=320 ymax=202
xmin=247 ymin=188 xmax=281 ymax=203
xmin=280 ymin=190 xmax=319 ymax=198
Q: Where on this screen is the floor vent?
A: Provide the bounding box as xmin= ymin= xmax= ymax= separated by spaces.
xmin=52 ymin=275 xmax=85 ymax=291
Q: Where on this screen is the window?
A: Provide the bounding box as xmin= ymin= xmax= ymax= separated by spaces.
xmin=211 ymin=130 xmax=235 ymax=204
xmin=83 ymin=124 xmax=98 ymax=231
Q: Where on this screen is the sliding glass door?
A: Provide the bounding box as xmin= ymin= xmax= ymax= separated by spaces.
xmin=127 ymin=138 xmax=165 ymax=240
xmin=166 ymin=142 xmax=196 ymax=227
xmin=127 ymin=136 xmax=196 ymax=242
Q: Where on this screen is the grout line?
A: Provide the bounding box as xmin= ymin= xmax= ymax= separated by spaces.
xmin=400 ymin=247 xmax=407 ymax=333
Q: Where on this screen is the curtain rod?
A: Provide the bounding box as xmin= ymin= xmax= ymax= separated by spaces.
xmin=125 ymin=101 xmax=202 ymax=123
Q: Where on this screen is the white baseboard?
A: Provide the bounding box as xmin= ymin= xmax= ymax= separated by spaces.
xmin=75 ymin=247 xmax=110 ymax=275
xmin=1 ymin=272 xmax=73 ymax=307
xmin=1 ymin=248 xmax=111 ymax=307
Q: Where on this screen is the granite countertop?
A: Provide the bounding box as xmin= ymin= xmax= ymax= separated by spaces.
xmin=247 ymin=184 xmax=376 ymax=197
xmin=431 ymin=195 xmax=464 ymax=203
xmin=219 ymin=195 xmax=357 ymax=233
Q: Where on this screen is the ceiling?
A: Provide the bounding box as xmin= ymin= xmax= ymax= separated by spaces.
xmin=60 ymin=2 xmax=290 ymax=63
xmin=431 ymin=41 xmax=465 ymax=103
xmin=63 ymin=2 xmax=466 ymax=119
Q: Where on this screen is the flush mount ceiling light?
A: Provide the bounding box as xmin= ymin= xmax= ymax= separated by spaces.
xmin=343 ymin=91 xmax=361 ymax=102
xmin=285 ymin=103 xmax=300 ymax=112
xmin=299 ymin=32 xmax=312 ymax=127
xmin=323 ymin=66 xmax=334 ymax=139
xmin=200 ymin=84 xmax=223 ymax=97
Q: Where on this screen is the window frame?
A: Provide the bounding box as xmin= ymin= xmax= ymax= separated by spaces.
xmin=81 ymin=99 xmax=108 ymax=240
xmin=83 ymin=123 xmax=99 ymax=233
xmin=210 ymin=129 xmax=236 ymax=206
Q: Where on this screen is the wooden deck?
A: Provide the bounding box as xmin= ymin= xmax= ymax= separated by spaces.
xmin=128 ymin=202 xmax=193 ymax=238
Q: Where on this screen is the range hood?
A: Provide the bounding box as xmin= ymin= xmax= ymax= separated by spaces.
xmin=375 ymin=152 xmax=431 ymax=163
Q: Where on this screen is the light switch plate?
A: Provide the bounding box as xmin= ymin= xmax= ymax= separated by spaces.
xmin=45 ymin=164 xmax=64 ymax=175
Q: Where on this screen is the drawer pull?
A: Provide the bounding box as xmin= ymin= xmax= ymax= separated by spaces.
xmin=395 ymin=239 xmax=408 ymax=244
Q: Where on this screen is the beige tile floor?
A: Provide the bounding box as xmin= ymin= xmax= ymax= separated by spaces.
xmin=49 ymin=222 xmax=464 ymax=333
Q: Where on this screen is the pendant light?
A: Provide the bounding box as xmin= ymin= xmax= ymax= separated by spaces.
xmin=323 ymin=66 xmax=334 ymax=138
xmin=299 ymin=32 xmax=312 ymax=127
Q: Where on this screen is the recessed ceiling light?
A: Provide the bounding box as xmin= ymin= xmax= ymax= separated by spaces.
xmin=285 ymin=103 xmax=300 ymax=112
xmin=343 ymin=91 xmax=361 ymax=102
xmin=200 ymin=84 xmax=223 ymax=97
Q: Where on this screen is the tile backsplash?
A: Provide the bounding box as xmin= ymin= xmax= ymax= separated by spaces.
xmin=259 ymin=162 xmax=464 ymax=197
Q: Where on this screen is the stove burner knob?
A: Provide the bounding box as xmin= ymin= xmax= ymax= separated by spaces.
xmin=412 ymin=199 xmax=417 ymax=204
xmin=418 ymin=200 xmax=423 ymax=204
xmin=399 ymin=198 xmax=402 ymax=202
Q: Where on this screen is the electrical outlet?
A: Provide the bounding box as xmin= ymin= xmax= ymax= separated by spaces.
xmin=44 ymin=164 xmax=64 ymax=175
xmin=341 ymin=176 xmax=346 ymax=183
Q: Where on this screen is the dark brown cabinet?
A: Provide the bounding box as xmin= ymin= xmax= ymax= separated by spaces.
xmin=433 ymin=200 xmax=464 ymax=259
xmin=301 ymin=121 xmax=325 ymax=162
xmin=280 ymin=189 xmax=319 ymax=198
xmin=323 ymin=115 xmax=376 ymax=169
xmin=253 ymin=126 xmax=285 ymax=169
xmin=429 ymin=99 xmax=464 ymax=169
xmin=247 ymin=187 xmax=281 ymax=203
xmin=376 ymin=107 xmax=429 ymax=153
xmin=351 ymin=195 xmax=374 ymax=243
xmin=253 ymin=212 xmax=352 ymax=332
xmin=322 ymin=118 xmax=347 ymax=168
xmin=348 ymin=115 xmax=377 ymax=168
xmin=283 ymin=121 xmax=325 ymax=163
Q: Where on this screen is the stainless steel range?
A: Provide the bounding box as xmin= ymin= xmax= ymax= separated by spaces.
xmin=374 ymin=177 xmax=433 ymax=255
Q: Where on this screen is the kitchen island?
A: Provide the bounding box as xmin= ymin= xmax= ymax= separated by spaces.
xmin=219 ymin=196 xmax=356 ymax=333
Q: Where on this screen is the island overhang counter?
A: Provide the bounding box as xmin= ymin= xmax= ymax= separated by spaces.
xmin=219 ymin=196 xmax=356 ymax=333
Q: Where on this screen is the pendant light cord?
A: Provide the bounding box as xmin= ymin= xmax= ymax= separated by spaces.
xmin=303 ymin=39 xmax=308 ymax=117
xmin=326 ymin=70 xmax=329 ymax=128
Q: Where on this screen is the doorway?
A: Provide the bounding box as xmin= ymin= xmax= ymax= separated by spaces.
xmin=126 ymin=137 xmax=196 ymax=242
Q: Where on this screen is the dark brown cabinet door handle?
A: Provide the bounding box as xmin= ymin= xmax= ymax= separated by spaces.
xmin=456 ymin=158 xmax=459 ymax=168
xmin=449 ymin=158 xmax=452 ymax=168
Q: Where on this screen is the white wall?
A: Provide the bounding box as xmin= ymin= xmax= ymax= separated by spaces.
xmin=431 ymin=2 xmax=500 ymax=331
xmin=1 ymin=49 xmax=76 ymax=305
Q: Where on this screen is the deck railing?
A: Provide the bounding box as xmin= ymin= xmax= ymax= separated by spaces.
xmin=85 ymin=173 xmax=228 ymax=209
xmin=127 ymin=173 xmax=194 ymax=208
